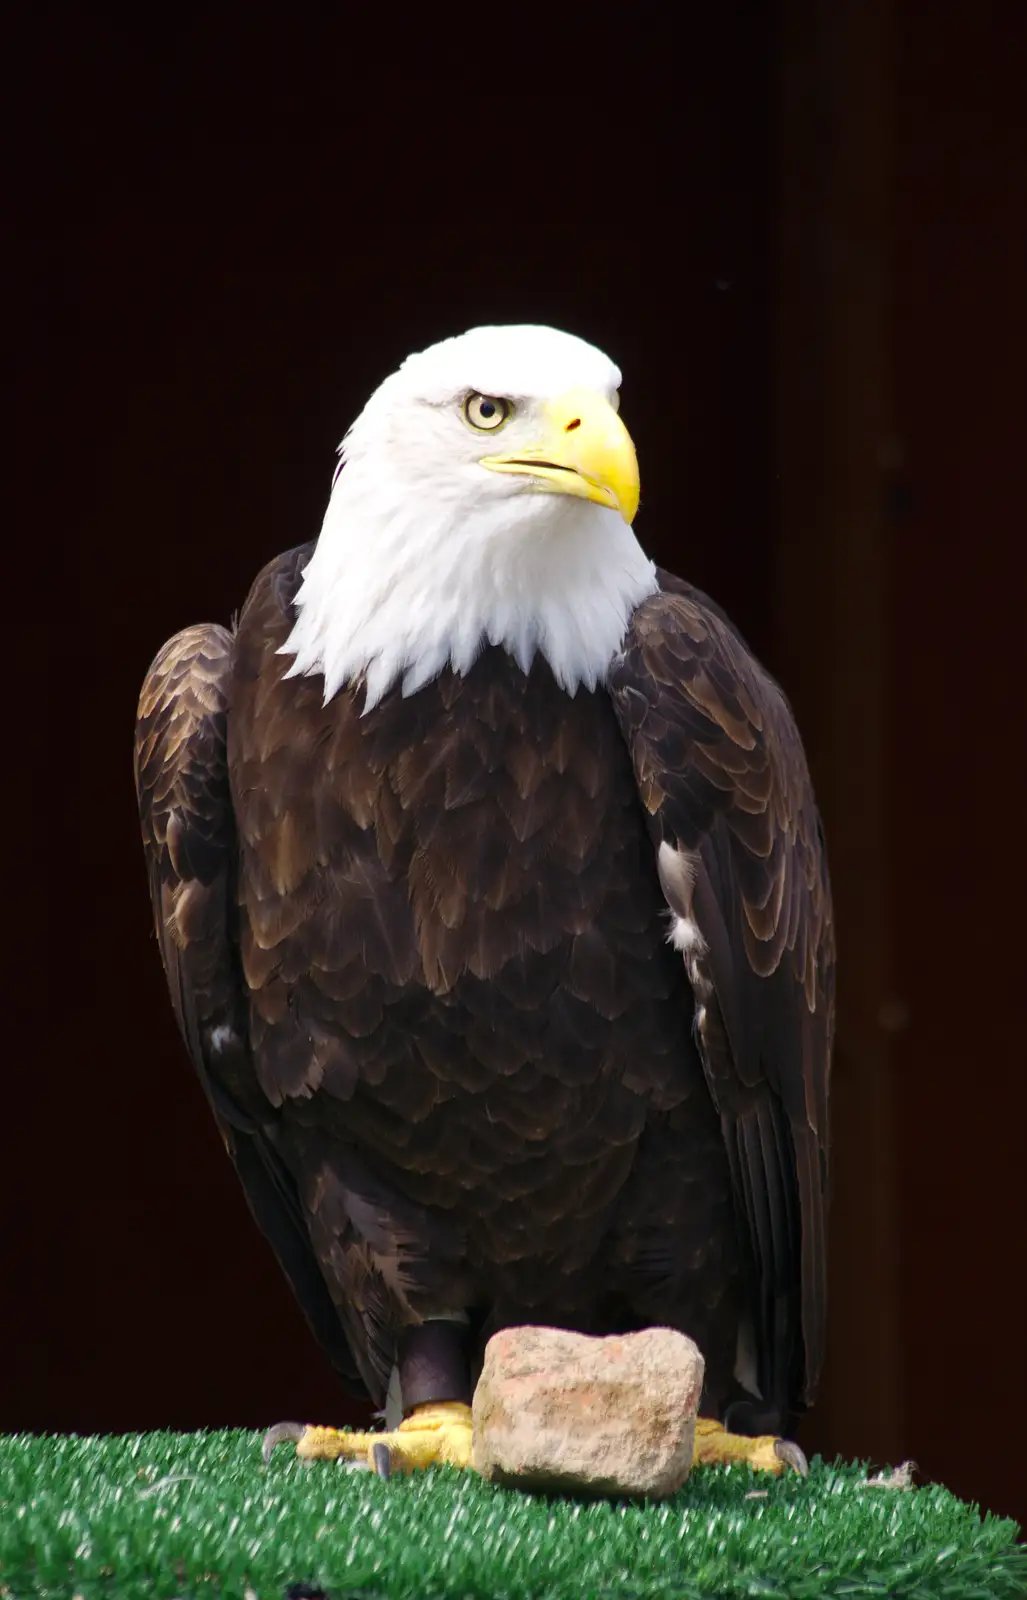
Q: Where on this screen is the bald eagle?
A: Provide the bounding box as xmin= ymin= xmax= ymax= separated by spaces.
xmin=135 ymin=326 xmax=833 ymax=1476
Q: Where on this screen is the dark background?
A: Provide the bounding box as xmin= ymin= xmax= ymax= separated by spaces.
xmin=11 ymin=0 xmax=1025 ymax=1530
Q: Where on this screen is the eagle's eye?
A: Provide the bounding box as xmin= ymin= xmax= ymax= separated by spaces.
xmin=464 ymin=393 xmax=511 ymax=431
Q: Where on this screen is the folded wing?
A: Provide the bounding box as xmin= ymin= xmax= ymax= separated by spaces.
xmin=609 ymin=577 xmax=834 ymax=1421
xmin=134 ymin=622 xmax=365 ymax=1395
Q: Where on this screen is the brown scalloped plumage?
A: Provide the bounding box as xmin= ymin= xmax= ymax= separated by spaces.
xmin=134 ymin=548 xmax=833 ymax=1425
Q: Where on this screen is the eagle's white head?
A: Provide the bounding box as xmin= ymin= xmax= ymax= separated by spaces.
xmin=280 ymin=324 xmax=658 ymax=708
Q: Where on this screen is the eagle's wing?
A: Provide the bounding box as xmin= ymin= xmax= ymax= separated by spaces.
xmin=608 ymin=576 xmax=834 ymax=1421
xmin=134 ymin=622 xmax=365 ymax=1395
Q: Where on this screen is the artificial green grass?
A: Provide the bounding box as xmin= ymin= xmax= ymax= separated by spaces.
xmin=0 ymin=1431 xmax=1022 ymax=1600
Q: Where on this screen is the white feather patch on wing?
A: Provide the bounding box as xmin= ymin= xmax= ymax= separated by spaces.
xmin=669 ymin=915 xmax=706 ymax=955
xmin=657 ymin=843 xmax=706 ymax=957
xmin=657 ymin=839 xmax=698 ymax=909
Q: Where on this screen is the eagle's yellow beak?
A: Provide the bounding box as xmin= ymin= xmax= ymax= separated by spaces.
xmin=480 ymin=388 xmax=640 ymax=525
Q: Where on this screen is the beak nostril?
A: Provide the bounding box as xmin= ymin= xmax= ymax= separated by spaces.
xmin=565 ymin=418 xmax=581 ymax=432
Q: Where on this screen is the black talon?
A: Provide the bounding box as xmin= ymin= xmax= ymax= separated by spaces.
xmin=774 ymin=1438 xmax=809 ymax=1477
xmin=262 ymin=1421 xmax=306 ymax=1464
xmin=372 ymin=1442 xmax=392 ymax=1480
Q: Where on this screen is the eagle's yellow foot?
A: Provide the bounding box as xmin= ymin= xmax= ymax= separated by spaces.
xmin=693 ymin=1416 xmax=808 ymax=1476
xmin=263 ymin=1401 xmax=474 ymax=1479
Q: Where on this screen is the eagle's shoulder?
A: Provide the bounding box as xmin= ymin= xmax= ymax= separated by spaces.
xmin=652 ymin=566 xmax=752 ymax=642
xmin=633 ymin=567 xmax=787 ymax=712
xmin=236 ymin=541 xmax=316 ymax=651
xmin=612 ymin=568 xmax=813 ymax=843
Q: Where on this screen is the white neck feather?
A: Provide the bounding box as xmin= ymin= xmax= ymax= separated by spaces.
xmin=279 ymin=460 xmax=658 ymax=710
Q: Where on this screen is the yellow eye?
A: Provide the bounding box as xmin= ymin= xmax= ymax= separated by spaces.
xmin=464 ymin=393 xmax=511 ymax=431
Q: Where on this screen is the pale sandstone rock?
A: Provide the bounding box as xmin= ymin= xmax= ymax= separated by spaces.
xmin=472 ymin=1325 xmax=704 ymax=1499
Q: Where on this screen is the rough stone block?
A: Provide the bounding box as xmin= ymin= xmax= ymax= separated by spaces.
xmin=472 ymin=1325 xmax=704 ymax=1499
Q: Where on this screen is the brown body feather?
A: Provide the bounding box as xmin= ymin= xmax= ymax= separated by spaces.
xmin=135 ymin=544 xmax=833 ymax=1425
